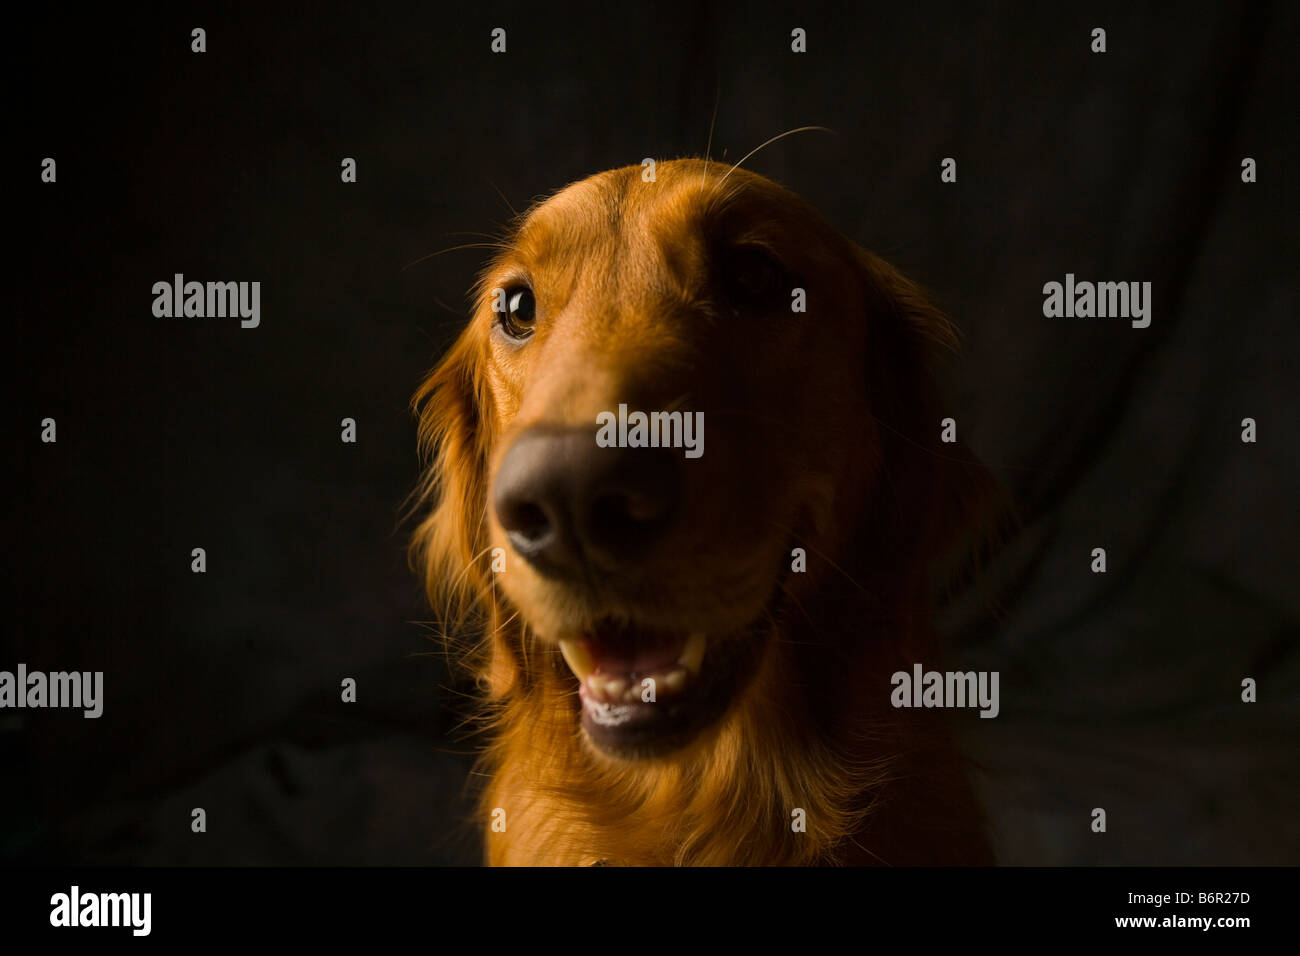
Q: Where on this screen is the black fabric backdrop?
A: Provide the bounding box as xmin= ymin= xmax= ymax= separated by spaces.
xmin=7 ymin=1 xmax=1296 ymax=865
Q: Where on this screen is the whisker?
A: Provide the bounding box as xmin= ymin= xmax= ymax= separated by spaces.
xmin=401 ymin=242 xmax=508 ymax=272
xmin=484 ymin=176 xmax=520 ymax=219
xmin=430 ymin=295 xmax=466 ymax=319
xmin=441 ymin=230 xmax=511 ymax=242
xmin=442 ymin=543 xmax=498 ymax=629
xmin=760 ymin=516 xmax=876 ymax=601
xmin=717 ymin=125 xmax=837 ymax=187
xmin=772 ymin=577 xmax=818 ymax=637
xmin=702 ymin=84 xmax=721 ymax=187
xmin=866 ymin=410 xmax=1044 ymax=475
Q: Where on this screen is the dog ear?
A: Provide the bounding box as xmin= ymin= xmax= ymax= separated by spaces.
xmin=409 ymin=325 xmax=534 ymax=699
xmin=408 ymin=327 xmax=496 ymax=633
xmin=852 ymin=246 xmax=1003 ymax=585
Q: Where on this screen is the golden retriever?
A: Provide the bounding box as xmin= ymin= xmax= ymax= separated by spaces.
xmin=410 ymin=158 xmax=998 ymax=865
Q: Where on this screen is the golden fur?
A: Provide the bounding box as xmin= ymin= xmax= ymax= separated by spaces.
xmin=410 ymin=159 xmax=998 ymax=865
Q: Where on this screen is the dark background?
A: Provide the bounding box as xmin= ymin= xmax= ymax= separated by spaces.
xmin=7 ymin=1 xmax=1296 ymax=865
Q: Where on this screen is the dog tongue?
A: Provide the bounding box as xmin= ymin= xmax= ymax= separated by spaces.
xmin=582 ymin=626 xmax=687 ymax=675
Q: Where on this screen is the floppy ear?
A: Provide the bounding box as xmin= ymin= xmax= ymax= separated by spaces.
xmin=408 ymin=327 xmax=496 ymax=634
xmin=852 ymin=246 xmax=1003 ymax=586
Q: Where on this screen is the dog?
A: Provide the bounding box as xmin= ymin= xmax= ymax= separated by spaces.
xmin=410 ymin=158 xmax=999 ymax=865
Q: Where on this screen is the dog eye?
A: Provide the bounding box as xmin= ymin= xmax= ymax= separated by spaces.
xmin=718 ymin=245 xmax=790 ymax=310
xmin=497 ymin=285 xmax=537 ymax=340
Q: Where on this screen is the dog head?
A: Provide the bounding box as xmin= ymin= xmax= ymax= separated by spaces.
xmin=412 ymin=158 xmax=990 ymax=760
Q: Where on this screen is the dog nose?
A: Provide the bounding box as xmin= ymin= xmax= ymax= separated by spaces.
xmin=493 ymin=426 xmax=684 ymax=577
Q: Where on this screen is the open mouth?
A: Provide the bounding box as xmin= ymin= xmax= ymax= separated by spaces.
xmin=557 ymin=618 xmax=761 ymax=758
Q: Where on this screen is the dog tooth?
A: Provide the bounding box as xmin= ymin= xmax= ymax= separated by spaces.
xmin=602 ymin=676 xmax=628 ymax=699
xmin=677 ymin=633 xmax=706 ymax=676
xmin=558 ymin=640 xmax=594 ymax=681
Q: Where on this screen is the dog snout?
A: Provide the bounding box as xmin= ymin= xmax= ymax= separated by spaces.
xmin=493 ymin=426 xmax=684 ymax=577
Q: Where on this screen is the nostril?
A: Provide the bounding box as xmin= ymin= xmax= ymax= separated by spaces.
xmin=511 ymin=501 xmax=550 ymax=540
xmin=501 ymin=499 xmax=555 ymax=554
xmin=583 ymin=451 xmax=683 ymax=562
xmin=593 ymin=489 xmax=670 ymax=528
xmin=591 ymin=494 xmax=650 ymax=547
xmin=493 ymin=428 xmax=591 ymax=577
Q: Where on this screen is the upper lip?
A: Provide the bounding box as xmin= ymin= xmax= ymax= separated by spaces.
xmin=557 ymin=630 xmax=706 ymax=683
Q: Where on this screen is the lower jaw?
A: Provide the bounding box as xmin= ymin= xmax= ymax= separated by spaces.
xmin=580 ymin=684 xmax=720 ymax=758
